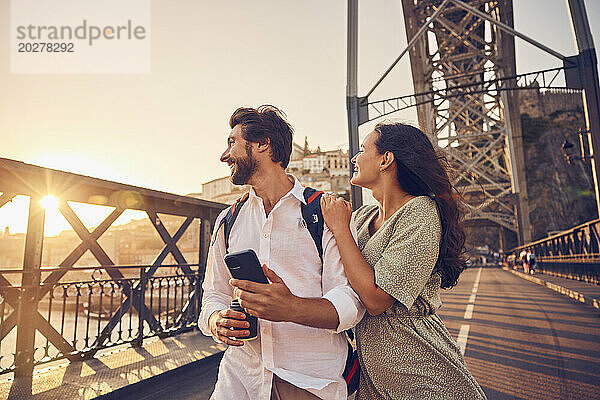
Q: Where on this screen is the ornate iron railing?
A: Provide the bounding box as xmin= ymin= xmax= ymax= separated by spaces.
xmin=0 ymin=265 xmax=202 ymax=374
xmin=0 ymin=157 xmax=227 ymax=381
xmin=512 ymin=218 xmax=600 ymax=284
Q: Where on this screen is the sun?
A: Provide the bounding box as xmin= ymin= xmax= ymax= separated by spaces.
xmin=40 ymin=195 xmax=66 ymax=237
xmin=40 ymin=195 xmax=59 ymax=210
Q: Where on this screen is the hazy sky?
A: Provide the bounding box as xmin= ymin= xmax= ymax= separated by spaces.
xmin=2 ymin=0 xmax=600 ymax=198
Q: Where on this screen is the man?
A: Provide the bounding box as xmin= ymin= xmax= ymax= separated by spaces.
xmin=526 ymin=251 xmax=537 ymax=274
xmin=199 ymin=105 xmax=364 ymax=399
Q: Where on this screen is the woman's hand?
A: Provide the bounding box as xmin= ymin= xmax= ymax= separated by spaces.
xmin=320 ymin=193 xmax=352 ymax=235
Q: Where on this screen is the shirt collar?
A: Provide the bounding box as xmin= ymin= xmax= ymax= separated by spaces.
xmin=248 ymin=174 xmax=306 ymax=204
xmin=288 ymin=174 xmax=307 ymax=204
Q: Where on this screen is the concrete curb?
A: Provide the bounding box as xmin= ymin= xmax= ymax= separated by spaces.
xmin=502 ymin=267 xmax=600 ymax=311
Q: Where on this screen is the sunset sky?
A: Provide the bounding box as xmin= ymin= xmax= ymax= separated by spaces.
xmin=1 ymin=0 xmax=600 ymax=235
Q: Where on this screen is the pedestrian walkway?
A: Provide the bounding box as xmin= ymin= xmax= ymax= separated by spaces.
xmin=0 ymin=331 xmax=225 ymax=400
xmin=503 ymin=266 xmax=600 ymax=311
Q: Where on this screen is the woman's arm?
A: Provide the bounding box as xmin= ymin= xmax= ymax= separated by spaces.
xmin=320 ymin=196 xmax=395 ymax=315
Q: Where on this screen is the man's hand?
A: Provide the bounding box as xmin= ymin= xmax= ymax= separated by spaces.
xmin=208 ymin=309 xmax=250 ymax=346
xmin=230 ymin=265 xmax=298 ymax=322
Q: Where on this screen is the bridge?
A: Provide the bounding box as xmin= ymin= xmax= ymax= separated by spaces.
xmin=2 ymin=0 xmax=600 ymax=399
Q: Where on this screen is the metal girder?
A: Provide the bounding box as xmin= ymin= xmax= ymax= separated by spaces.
xmin=91 ymin=211 xmax=195 ymax=353
xmin=38 ymin=207 xmax=124 ymax=299
xmin=0 ymin=157 xmax=226 ymax=219
xmin=145 ymin=211 xmax=194 ymax=277
xmin=346 ymin=0 xmax=363 ymax=208
xmin=567 ymin=0 xmax=600 ymax=219
xmin=14 ymin=197 xmax=45 ymax=376
xmin=0 ymin=157 xmax=226 ymax=384
xmin=0 ymin=193 xmax=15 ymax=208
xmin=394 ymin=0 xmax=530 ymax=240
xmin=362 ymin=67 xmax=576 ymax=125
xmin=347 ymin=0 xmax=588 ymax=242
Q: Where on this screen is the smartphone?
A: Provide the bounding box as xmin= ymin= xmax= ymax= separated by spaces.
xmin=224 ymin=249 xmax=269 ymax=284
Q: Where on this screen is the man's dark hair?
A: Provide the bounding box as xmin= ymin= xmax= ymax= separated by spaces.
xmin=229 ymin=105 xmax=293 ymax=168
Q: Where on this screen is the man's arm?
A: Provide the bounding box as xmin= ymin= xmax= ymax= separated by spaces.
xmin=232 ymin=217 xmax=365 ymax=331
xmin=232 ymin=265 xmax=339 ymax=329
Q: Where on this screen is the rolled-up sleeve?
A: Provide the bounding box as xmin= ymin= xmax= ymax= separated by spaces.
xmin=321 ymin=216 xmax=365 ymax=333
xmin=198 ymin=210 xmax=234 ymax=338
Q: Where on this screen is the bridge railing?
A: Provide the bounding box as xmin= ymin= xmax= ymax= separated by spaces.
xmin=0 ymin=157 xmax=227 ymax=381
xmin=0 ymin=265 xmax=202 ymax=375
xmin=512 ymin=218 xmax=600 ymax=284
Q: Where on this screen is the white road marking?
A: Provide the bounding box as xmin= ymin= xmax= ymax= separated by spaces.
xmin=457 ymin=324 xmax=470 ymax=356
xmin=459 ymin=268 xmax=482 ymax=351
xmin=464 ymin=304 xmax=474 ymax=319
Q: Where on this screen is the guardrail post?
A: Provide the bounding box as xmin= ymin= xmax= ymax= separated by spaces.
xmin=197 ymin=218 xmax=214 ymax=317
xmin=134 ymin=266 xmax=145 ymax=347
xmin=14 ymin=196 xmax=45 ymax=384
xmin=194 ymin=269 xmax=202 ymax=323
xmin=199 ymin=218 xmax=212 ymax=268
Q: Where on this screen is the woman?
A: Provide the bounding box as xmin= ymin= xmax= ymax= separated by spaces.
xmin=321 ymin=123 xmax=486 ymax=399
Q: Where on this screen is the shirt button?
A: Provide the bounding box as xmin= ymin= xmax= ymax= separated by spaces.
xmin=263 ymin=233 xmax=269 ymax=238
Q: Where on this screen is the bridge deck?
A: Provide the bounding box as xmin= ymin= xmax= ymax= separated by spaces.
xmin=113 ymin=267 xmax=600 ymax=400
xmin=440 ymin=266 xmax=600 ymax=399
xmin=3 ymin=267 xmax=600 ymax=400
xmin=0 ymin=331 xmax=225 ymax=400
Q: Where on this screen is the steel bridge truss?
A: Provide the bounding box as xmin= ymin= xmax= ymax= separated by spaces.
xmin=347 ymin=0 xmax=590 ymax=243
xmin=0 ymin=158 xmax=226 ymax=381
xmin=364 ymin=66 xmax=576 ymax=122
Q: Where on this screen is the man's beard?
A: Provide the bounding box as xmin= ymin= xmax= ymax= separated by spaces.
xmin=230 ymin=143 xmax=257 ymax=185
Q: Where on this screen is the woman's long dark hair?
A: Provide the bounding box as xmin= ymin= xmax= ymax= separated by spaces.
xmin=374 ymin=122 xmax=467 ymax=289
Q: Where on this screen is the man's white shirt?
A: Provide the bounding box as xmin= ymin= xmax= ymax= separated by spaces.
xmin=199 ymin=175 xmax=365 ymax=400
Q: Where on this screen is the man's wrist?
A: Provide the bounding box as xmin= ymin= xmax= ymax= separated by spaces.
xmin=286 ymin=296 xmax=339 ymax=329
xmin=286 ymin=294 xmax=303 ymax=323
xmin=208 ymin=309 xmax=221 ymax=331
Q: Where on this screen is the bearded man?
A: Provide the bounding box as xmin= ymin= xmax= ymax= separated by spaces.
xmin=199 ymin=105 xmax=364 ymax=400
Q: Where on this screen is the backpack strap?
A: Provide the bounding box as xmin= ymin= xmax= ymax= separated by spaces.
xmin=302 ymin=187 xmax=359 ymax=393
xmin=213 ymin=187 xmax=325 ymax=259
xmin=212 ymin=192 xmax=250 ymax=253
xmin=301 ymin=187 xmax=325 ymax=263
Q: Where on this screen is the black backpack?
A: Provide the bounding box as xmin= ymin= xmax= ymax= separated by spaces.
xmin=212 ymin=187 xmax=360 ymax=395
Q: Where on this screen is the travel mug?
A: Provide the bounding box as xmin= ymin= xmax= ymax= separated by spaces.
xmin=229 ymin=298 xmax=258 ymax=341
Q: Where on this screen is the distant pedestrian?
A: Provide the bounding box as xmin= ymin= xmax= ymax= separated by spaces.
xmin=526 ymin=251 xmax=537 ymax=274
xmin=520 ymin=250 xmax=529 ymax=274
xmin=321 ymin=123 xmax=486 ymax=399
